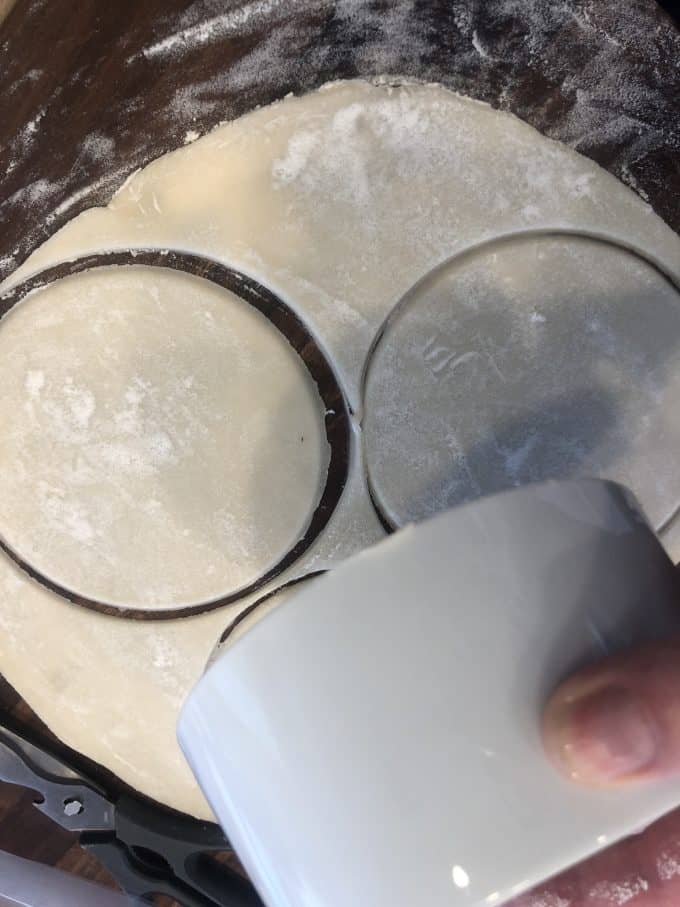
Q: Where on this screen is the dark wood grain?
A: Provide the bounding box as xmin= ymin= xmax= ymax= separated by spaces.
xmin=1 ymin=0 xmax=678 ymax=288
xmin=0 ymin=0 xmax=678 ymax=900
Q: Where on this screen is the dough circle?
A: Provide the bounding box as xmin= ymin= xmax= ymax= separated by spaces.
xmin=0 ymin=265 xmax=329 ymax=610
xmin=363 ymin=233 xmax=680 ymax=529
xmin=0 ymin=80 xmax=678 ymax=819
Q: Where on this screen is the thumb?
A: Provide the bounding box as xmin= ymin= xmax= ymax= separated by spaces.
xmin=543 ymin=639 xmax=680 ymax=786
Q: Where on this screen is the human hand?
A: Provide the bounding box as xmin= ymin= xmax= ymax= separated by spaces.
xmin=510 ymin=640 xmax=680 ymax=907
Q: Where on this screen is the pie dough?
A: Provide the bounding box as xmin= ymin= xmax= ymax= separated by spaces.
xmin=363 ymin=233 xmax=680 ymax=529
xmin=0 ymin=80 xmax=678 ymax=819
xmin=0 ymin=265 xmax=329 ymax=610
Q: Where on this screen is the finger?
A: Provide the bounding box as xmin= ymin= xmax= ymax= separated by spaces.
xmin=543 ymin=639 xmax=680 ymax=785
xmin=508 ymin=805 xmax=680 ymax=907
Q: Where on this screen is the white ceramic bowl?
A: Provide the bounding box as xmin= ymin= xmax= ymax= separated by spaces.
xmin=179 ymin=479 xmax=680 ymax=907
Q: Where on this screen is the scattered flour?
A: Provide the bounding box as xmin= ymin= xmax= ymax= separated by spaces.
xmin=272 ymin=130 xmax=321 ymax=185
xmin=80 ymin=132 xmax=116 ymax=160
xmin=588 ymin=876 xmax=649 ymax=905
xmin=2 ymin=0 xmax=677 ymax=287
xmin=24 ymin=369 xmax=45 ymax=397
xmin=4 ymin=177 xmax=58 ymax=209
xmin=471 ymin=29 xmax=491 ymax=59
xmin=136 ymin=0 xmax=290 ymax=61
xmin=620 ymin=163 xmax=651 ymax=204
xmin=23 ymin=107 xmax=45 ymax=137
xmin=522 ymin=893 xmax=571 ymax=907
xmin=49 ymin=169 xmax=137 ymax=222
xmin=656 ymin=838 xmax=680 ymax=882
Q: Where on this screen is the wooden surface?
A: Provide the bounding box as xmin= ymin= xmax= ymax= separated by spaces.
xmin=1 ymin=0 xmax=678 ymax=288
xmin=0 ymin=0 xmax=678 ymax=900
xmin=0 ymin=0 xmax=16 ymax=24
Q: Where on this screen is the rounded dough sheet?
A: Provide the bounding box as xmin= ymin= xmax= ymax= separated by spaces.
xmin=0 ymin=265 xmax=329 ymax=610
xmin=0 ymin=80 xmax=678 ymax=820
xmin=363 ymin=234 xmax=680 ymax=530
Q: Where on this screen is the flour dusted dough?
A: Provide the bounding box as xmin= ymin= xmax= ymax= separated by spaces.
xmin=0 ymin=266 xmax=328 ymax=609
xmin=0 ymin=80 xmax=678 ymax=819
xmin=363 ymin=234 xmax=680 ymax=529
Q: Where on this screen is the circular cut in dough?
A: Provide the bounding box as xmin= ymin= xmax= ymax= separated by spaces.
xmin=0 ymin=265 xmax=330 ymax=611
xmin=363 ymin=233 xmax=680 ymax=530
xmin=208 ymin=571 xmax=323 ymax=666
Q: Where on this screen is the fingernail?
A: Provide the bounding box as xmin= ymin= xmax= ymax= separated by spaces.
xmin=552 ymin=686 xmax=659 ymax=783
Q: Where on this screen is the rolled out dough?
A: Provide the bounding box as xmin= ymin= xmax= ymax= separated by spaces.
xmin=0 ymin=265 xmax=329 ymax=610
xmin=0 ymin=80 xmax=678 ymax=819
xmin=364 ymin=234 xmax=680 ymax=529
